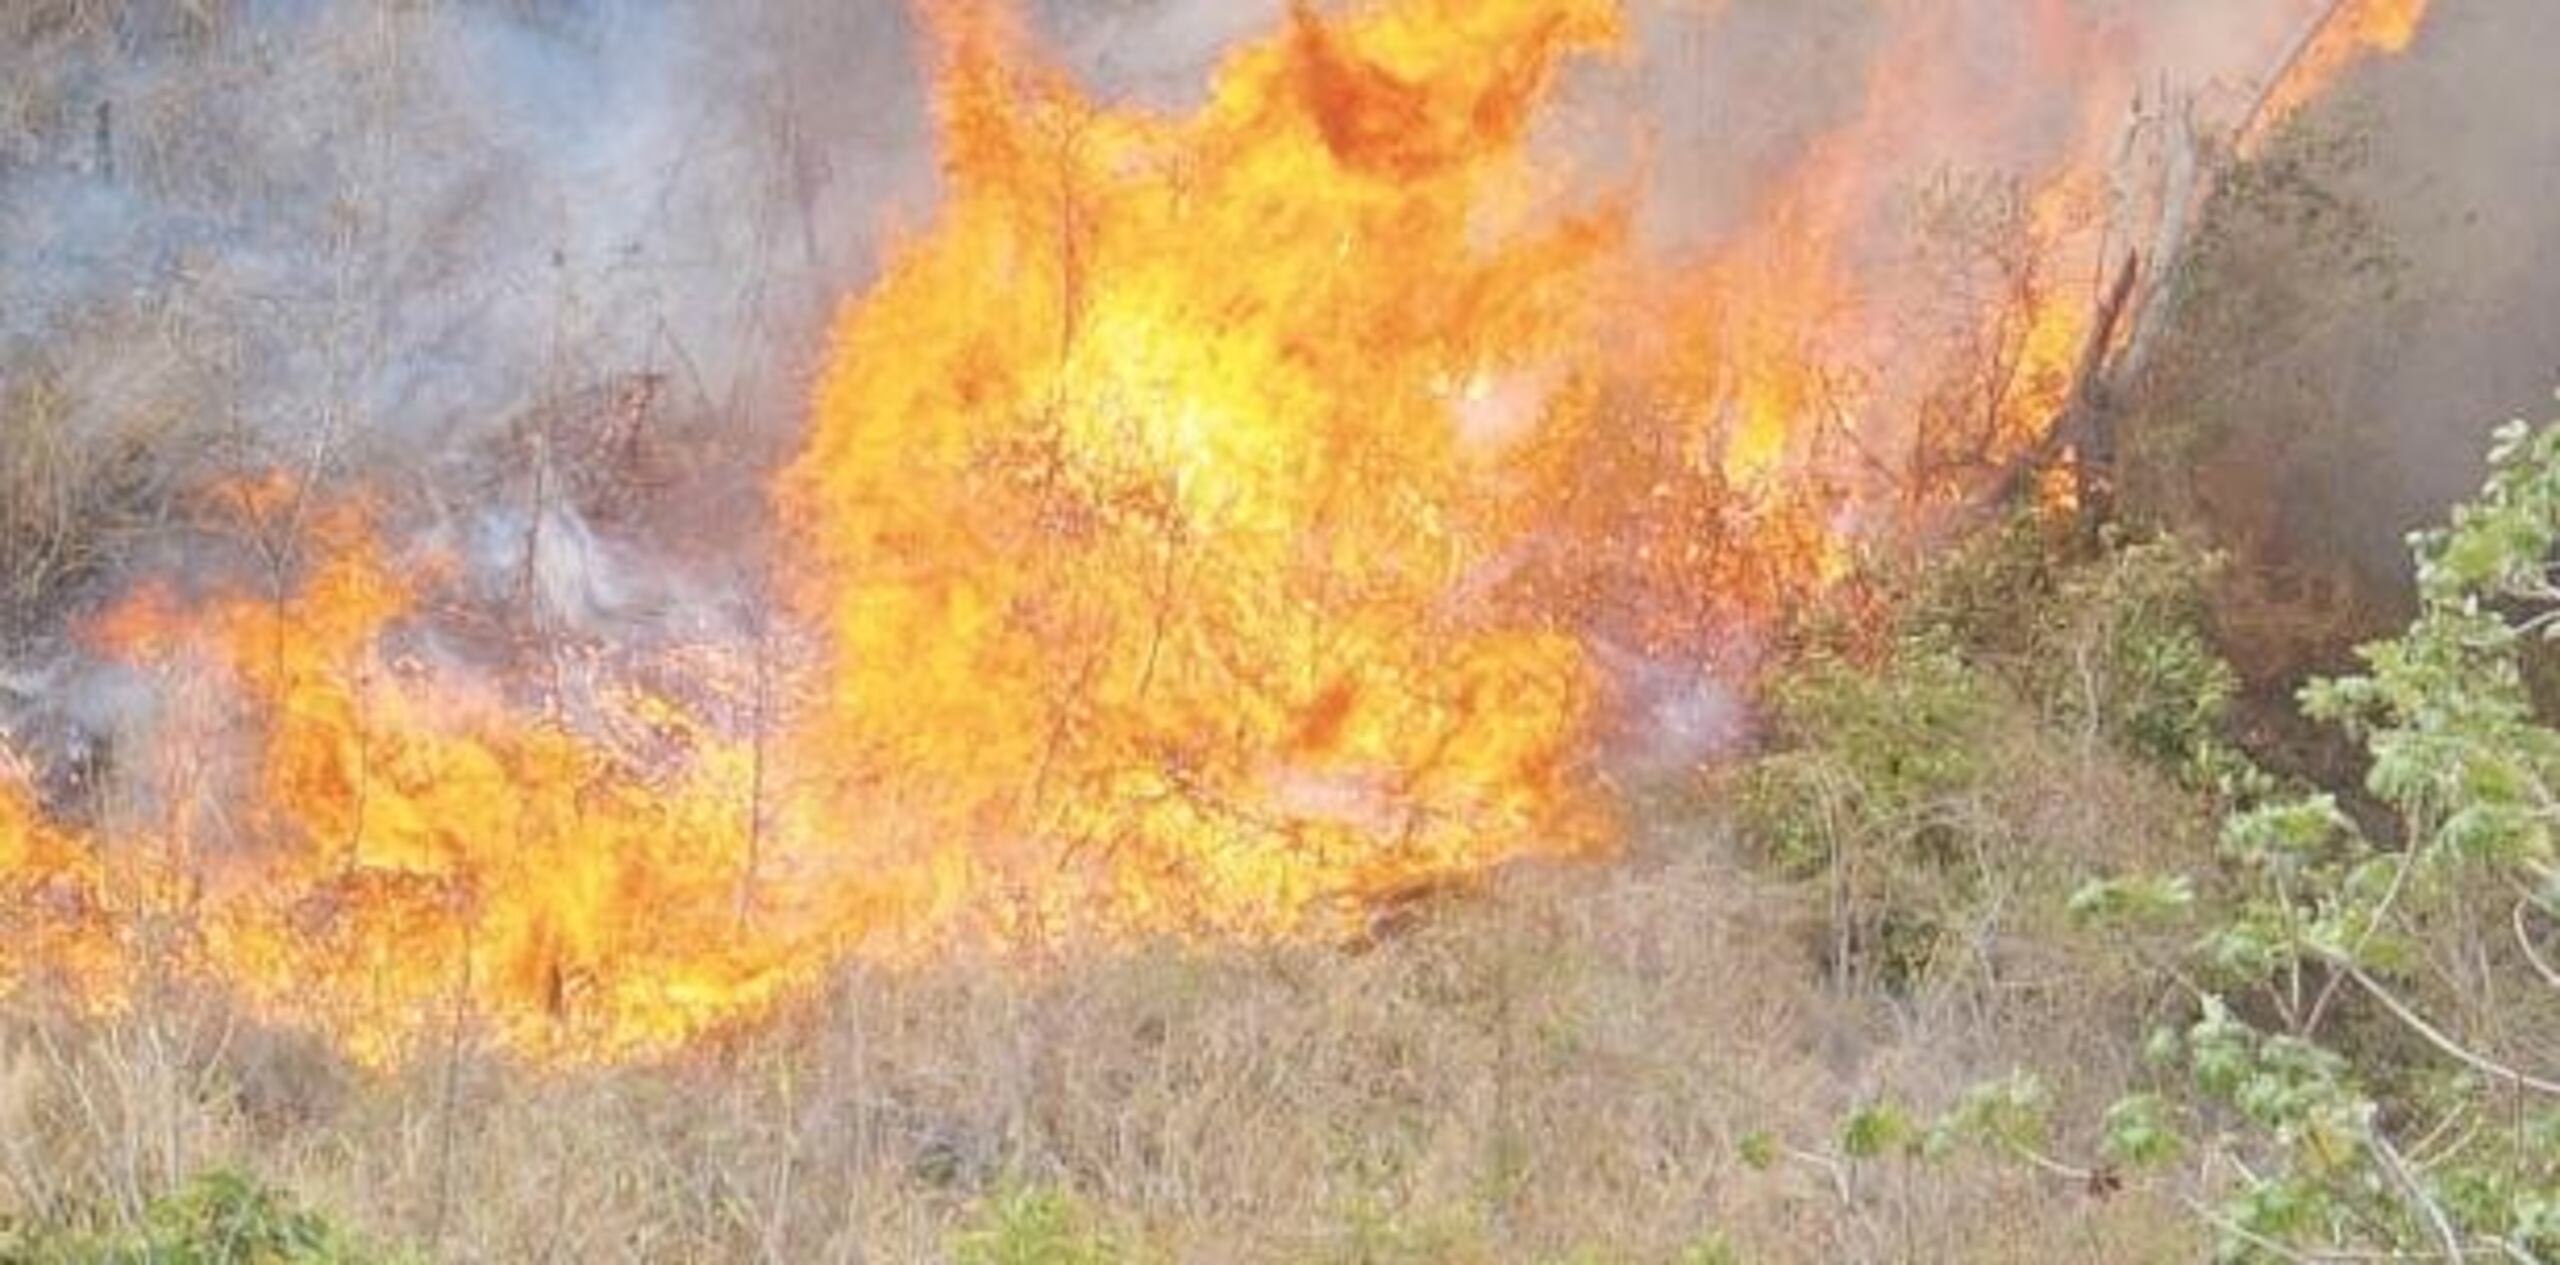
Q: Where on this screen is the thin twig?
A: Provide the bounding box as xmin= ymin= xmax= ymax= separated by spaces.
xmin=2334 ymin=962 xmax=2560 ymax=1098
xmin=2368 ymin=1123 xmax=2464 ymax=1262
xmin=2512 ymin=900 xmax=2560 ymax=994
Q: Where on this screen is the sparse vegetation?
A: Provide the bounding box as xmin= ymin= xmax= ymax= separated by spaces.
xmin=4 ymin=364 xmax=2542 ymax=1261
xmin=0 ymin=834 xmax=2200 ymax=1261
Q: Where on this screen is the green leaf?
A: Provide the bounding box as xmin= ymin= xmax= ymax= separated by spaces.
xmin=1841 ymin=1103 xmax=1915 ymax=1161
xmin=1736 ymin=1131 xmax=1778 ymax=1173
xmin=2070 ymin=873 xmax=2197 ymax=927
xmin=2100 ymin=1094 xmax=2185 ymax=1170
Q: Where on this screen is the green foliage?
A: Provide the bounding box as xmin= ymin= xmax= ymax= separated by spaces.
xmin=1744 ymin=519 xmax=2234 ymax=996
xmin=2306 ymin=417 xmax=2560 ymax=877
xmin=1932 ymin=1071 xmax=2053 ymax=1158
xmin=0 ymin=1170 xmax=387 ymax=1265
xmin=1672 ymin=1234 xmax=1739 ymax=1265
xmin=2024 ymin=535 xmax=2245 ymax=783
xmin=1736 ymin=639 xmax=2010 ymax=990
xmin=1903 ymin=515 xmax=2241 ymax=783
xmin=1322 ymin=1199 xmax=1490 ymax=1265
xmin=1838 ymin=1101 xmax=1918 ymax=1161
xmin=1767 ymin=413 xmax=2560 ymax=1261
xmin=1740 ymin=645 xmax=1995 ymax=881
xmin=2072 ymin=413 xmax=2560 ymax=1261
xmin=949 ymin=1184 xmax=1126 ymax=1265
xmin=2097 ymin=1093 xmax=2183 ymax=1171
xmin=1734 ymin=1131 xmax=1777 ymax=1173
xmin=2068 ymin=872 xmax=2196 ymax=927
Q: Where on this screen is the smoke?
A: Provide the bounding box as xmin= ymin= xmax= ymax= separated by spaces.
xmin=0 ymin=1 xmax=2399 ymax=520
xmin=2 ymin=0 xmax=2520 ymax=758
xmin=2305 ymin=0 xmax=2560 ymax=596
xmin=8 ymin=0 xmax=2534 ymax=1058
xmin=1 ymin=3 xmax=929 ymax=457
xmin=0 ymin=1 xmax=1485 ymax=617
xmin=0 ymin=0 xmax=942 ymax=782
xmin=2104 ymin=0 xmax=2560 ymax=613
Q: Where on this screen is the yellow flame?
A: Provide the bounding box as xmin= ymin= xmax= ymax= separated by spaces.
xmin=0 ymin=0 xmax=2438 ymax=1067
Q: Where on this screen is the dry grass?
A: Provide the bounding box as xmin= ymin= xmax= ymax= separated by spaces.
xmin=0 ymin=815 xmax=2202 ymax=1263
xmin=0 ymin=6 xmax=2299 ymax=1262
xmin=0 ymin=353 xmax=205 ymax=640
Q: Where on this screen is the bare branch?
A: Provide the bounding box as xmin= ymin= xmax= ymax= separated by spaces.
xmin=2368 ymin=1124 xmax=2465 ymax=1263
xmin=2335 ymin=962 xmax=2560 ymax=1098
xmin=2515 ymin=899 xmax=2560 ymax=994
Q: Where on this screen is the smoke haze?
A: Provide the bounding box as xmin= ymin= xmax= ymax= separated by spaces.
xmin=3 ymin=0 xmax=2545 ymax=696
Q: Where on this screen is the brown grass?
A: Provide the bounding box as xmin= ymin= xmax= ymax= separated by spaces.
xmin=0 ymin=815 xmax=2202 ymax=1263
xmin=0 ymin=5 xmax=2303 ymax=1261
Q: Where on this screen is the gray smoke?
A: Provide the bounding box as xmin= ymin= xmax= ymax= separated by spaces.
xmin=2307 ymin=0 xmax=2560 ymax=597
xmin=2114 ymin=0 xmax=2560 ymax=612
xmin=0 ymin=0 xmax=2422 ymax=537
xmin=3 ymin=3 xmax=923 ymax=464
xmin=5 ymin=0 xmax=2547 ymax=771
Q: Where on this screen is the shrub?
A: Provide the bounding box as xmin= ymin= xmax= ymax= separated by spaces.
xmin=948 ymin=1184 xmax=1125 ymax=1265
xmin=1740 ymin=517 xmax=2231 ymax=994
xmin=1737 ymin=640 xmax=2004 ymax=990
xmin=2061 ymin=412 xmax=2560 ymax=1261
xmin=0 ymin=1169 xmax=389 ymax=1265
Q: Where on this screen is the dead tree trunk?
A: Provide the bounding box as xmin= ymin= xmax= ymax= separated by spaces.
xmin=2065 ymin=252 xmax=2143 ymax=543
xmin=1984 ymin=249 xmax=2140 ymax=542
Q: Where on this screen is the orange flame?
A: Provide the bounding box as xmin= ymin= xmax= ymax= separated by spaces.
xmin=0 ymin=0 xmax=2437 ymax=1066
xmin=0 ymin=762 xmax=121 ymax=1006
xmin=776 ymin=0 xmax=1624 ymax=943
xmin=61 ymin=504 xmax=841 ymax=1065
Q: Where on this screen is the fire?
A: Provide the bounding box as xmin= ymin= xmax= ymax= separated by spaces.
xmin=65 ymin=503 xmax=842 ymax=1065
xmin=0 ymin=0 xmax=2437 ymax=1066
xmin=2246 ymin=0 xmax=2433 ymax=153
xmin=0 ymin=759 xmax=121 ymax=1005
xmin=775 ymin=0 xmax=1624 ymax=944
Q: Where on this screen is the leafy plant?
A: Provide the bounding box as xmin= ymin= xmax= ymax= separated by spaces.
xmin=2061 ymin=413 xmax=2560 ymax=1261
xmin=1770 ymin=412 xmax=2560 ymax=1261
xmin=1743 ymin=520 xmax=2233 ymax=997
xmin=1737 ymin=640 xmax=2003 ymax=990
xmin=0 ymin=1169 xmax=389 ymax=1264
xmin=949 ymin=1183 xmax=1125 ymax=1265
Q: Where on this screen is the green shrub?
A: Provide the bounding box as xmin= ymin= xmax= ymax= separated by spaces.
xmin=1740 ymin=643 xmax=1996 ymax=880
xmin=0 ymin=1170 xmax=388 ymax=1265
xmin=1907 ymin=515 xmax=2241 ymax=783
xmin=2020 ymin=534 xmax=2241 ymax=782
xmin=1737 ymin=639 xmax=2005 ymax=990
xmin=949 ymin=1184 xmax=1125 ymax=1265
xmin=2058 ymin=413 xmax=2560 ymax=1261
xmin=1741 ymin=518 xmax=2235 ymax=994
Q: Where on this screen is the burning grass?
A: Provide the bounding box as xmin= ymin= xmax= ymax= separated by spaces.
xmin=0 ymin=0 xmax=2442 ymax=1072
xmin=0 ymin=0 xmax=2468 ymax=1258
xmin=0 ymin=827 xmax=2204 ymax=1262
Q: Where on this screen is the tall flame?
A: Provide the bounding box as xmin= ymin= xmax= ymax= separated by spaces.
xmin=774 ymin=0 xmax=1625 ymax=952
xmin=0 ymin=0 xmax=2437 ymax=1066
